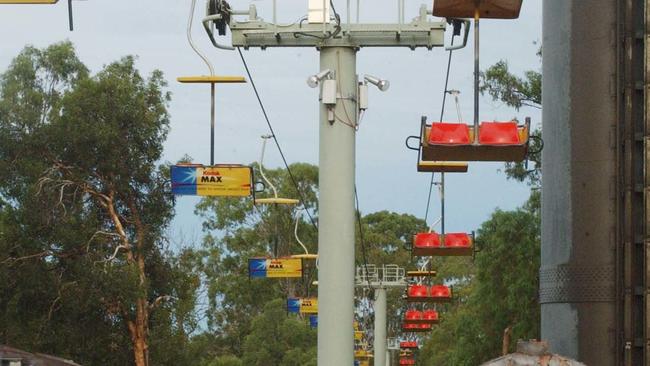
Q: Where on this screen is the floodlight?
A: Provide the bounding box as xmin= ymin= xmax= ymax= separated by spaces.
xmin=307 ymin=69 xmax=333 ymax=88
xmin=364 ymin=75 xmax=390 ymax=92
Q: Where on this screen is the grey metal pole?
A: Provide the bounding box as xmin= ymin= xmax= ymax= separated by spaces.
xmin=441 ymin=173 xmax=445 ymax=236
xmin=210 ymin=83 xmax=215 ymax=166
xmin=473 ymin=11 xmax=479 ymax=142
xmin=374 ymin=288 xmax=387 ymax=366
xmin=540 ymin=0 xmax=618 ymax=364
xmin=318 ymin=46 xmax=357 ymax=366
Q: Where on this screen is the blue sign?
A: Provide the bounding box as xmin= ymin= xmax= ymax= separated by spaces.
xmin=287 ymin=298 xmax=301 ymax=314
xmin=309 ymin=315 xmax=318 ymax=329
xmin=249 ymin=258 xmax=268 ymax=278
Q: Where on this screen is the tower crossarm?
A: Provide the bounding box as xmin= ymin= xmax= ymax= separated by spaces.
xmin=228 ymin=6 xmax=446 ymax=49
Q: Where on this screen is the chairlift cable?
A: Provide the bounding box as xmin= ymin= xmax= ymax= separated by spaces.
xmin=236 ymin=48 xmax=319 ymax=231
xmin=423 ymin=36 xmax=455 ymax=226
xmin=354 ymin=186 xmax=372 ymax=294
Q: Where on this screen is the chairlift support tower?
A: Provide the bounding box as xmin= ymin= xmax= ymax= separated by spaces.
xmin=221 ymin=3 xmax=449 ymax=365
xmin=356 ymin=265 xmax=407 ymax=366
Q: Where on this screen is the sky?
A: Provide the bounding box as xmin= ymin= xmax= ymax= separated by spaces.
xmin=0 ymin=0 xmax=542 ymax=249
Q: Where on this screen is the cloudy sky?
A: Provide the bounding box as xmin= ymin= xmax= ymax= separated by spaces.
xmin=0 ymin=0 xmax=542 ymax=247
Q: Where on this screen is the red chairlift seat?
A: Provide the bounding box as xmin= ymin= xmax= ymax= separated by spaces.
xmin=428 ymin=123 xmax=471 ymax=145
xmin=400 ymin=359 xmax=416 ymax=366
xmin=430 ymin=285 xmax=452 ymax=303
xmin=400 ymin=341 xmax=418 ymax=349
xmin=404 ymin=310 xmax=423 ymax=324
xmin=405 ymin=284 xmax=429 ymax=302
xmin=421 ymin=119 xmax=530 ymax=162
xmin=412 ymin=232 xmax=474 ymax=257
xmin=405 ymin=309 xmax=439 ymax=325
xmin=422 ymin=310 xmax=440 ymax=324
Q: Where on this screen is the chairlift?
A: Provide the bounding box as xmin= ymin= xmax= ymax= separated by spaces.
xmin=404 ymin=309 xmax=440 ymax=325
xmin=412 ymin=168 xmax=476 ymax=257
xmin=254 ymin=135 xmax=300 ymax=205
xmin=173 ymin=0 xmax=251 ymax=197
xmin=409 ymin=0 xmax=533 ymax=162
xmin=399 ymin=358 xmax=416 ymax=366
xmin=417 ymin=117 xmax=531 ymax=162
xmin=412 ymin=232 xmax=474 ymax=257
xmin=400 ymin=341 xmax=418 ymax=349
xmin=405 ymin=284 xmax=452 ymax=303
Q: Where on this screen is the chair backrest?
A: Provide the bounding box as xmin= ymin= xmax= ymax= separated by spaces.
xmin=428 ymin=123 xmax=471 ymax=145
xmin=479 ymin=122 xmax=521 ymax=145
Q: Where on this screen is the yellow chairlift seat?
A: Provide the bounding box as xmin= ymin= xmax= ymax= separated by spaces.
xmin=420 ymin=118 xmax=530 ymax=162
xmin=290 ymin=253 xmax=319 ymax=260
xmin=254 ymin=197 xmax=300 ymax=205
xmin=406 ymin=270 xmax=437 ymax=277
xmin=177 ymin=75 xmax=247 ymax=84
xmin=417 ymin=161 xmax=468 ymax=173
xmin=432 ymin=0 xmax=523 ymax=19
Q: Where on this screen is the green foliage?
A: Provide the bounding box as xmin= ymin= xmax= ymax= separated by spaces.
xmin=241 ymin=299 xmax=316 ymax=365
xmin=480 ymin=60 xmax=540 ymax=111
xmin=194 ymin=164 xmax=319 ymax=358
xmin=480 ymin=53 xmax=542 ymax=187
xmin=0 ymin=42 xmax=200 ymax=366
xmin=419 ymin=195 xmax=541 ymax=365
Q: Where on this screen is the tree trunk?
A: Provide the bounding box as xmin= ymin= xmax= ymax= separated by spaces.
xmin=108 ymin=196 xmax=150 ymax=366
xmin=127 ymin=297 xmax=149 ymax=366
xmin=502 ymin=325 xmax=513 ymax=356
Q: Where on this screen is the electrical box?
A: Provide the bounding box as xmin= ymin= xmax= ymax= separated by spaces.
xmin=358 ymin=83 xmax=369 ymax=110
xmin=321 ymin=79 xmax=337 ymax=105
xmin=308 ymin=0 xmax=330 ymax=23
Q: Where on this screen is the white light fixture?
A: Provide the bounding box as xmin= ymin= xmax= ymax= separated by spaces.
xmin=307 ymin=69 xmax=333 ymax=88
xmin=364 ymin=75 xmax=390 ymax=92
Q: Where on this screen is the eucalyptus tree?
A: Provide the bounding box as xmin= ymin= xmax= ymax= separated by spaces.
xmin=0 ymin=42 xmax=197 ymax=366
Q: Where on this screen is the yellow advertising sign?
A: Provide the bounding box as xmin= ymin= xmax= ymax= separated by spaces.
xmin=299 ymin=298 xmax=318 ymax=314
xmin=266 ymin=258 xmax=303 ymax=278
xmin=171 ymin=165 xmax=252 ymax=197
xmin=196 ymin=166 xmax=252 ymax=197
